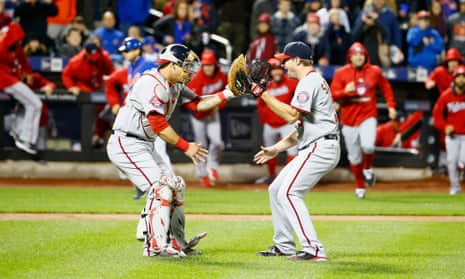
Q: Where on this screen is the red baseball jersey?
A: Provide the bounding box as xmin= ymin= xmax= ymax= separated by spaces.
xmin=187 ymin=68 xmax=227 ymax=119
xmin=105 ymin=67 xmax=129 ymax=108
xmin=425 ymin=66 xmax=453 ymax=94
xmin=331 ymin=63 xmax=396 ymax=126
xmin=62 ymin=49 xmax=114 ymax=92
xmin=376 ymin=112 xmax=423 ymax=148
xmin=433 ymin=88 xmax=465 ymax=135
xmin=257 ymin=75 xmax=298 ymax=127
xmin=0 ymin=22 xmax=32 ymax=89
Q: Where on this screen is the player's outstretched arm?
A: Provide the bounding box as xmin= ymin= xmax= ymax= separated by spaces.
xmin=196 ymin=88 xmax=235 ymax=112
xmin=157 ymin=124 xmax=208 ymax=165
xmin=254 ymin=130 xmax=298 ymax=164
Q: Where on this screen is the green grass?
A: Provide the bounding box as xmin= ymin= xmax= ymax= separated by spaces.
xmin=1 ymin=220 xmax=464 ymax=279
xmin=1 ymin=185 xmax=465 ymax=278
xmin=1 ymin=186 xmax=465 ymax=215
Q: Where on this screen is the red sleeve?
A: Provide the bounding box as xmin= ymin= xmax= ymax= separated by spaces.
xmin=105 ymin=68 xmax=128 ymax=107
xmin=432 ymin=92 xmax=448 ymax=131
xmin=330 ymin=68 xmax=353 ymax=101
xmin=376 ymin=69 xmax=396 ymax=109
xmin=30 ymin=72 xmax=56 ymax=90
xmin=102 ymin=51 xmax=115 ymax=75
xmin=147 ymin=111 xmax=170 ymax=133
xmin=61 ymin=62 xmax=75 ymax=89
xmin=425 ymin=68 xmax=438 ymax=86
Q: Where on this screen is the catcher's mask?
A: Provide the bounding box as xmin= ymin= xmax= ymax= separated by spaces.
xmin=157 ymin=44 xmax=199 ymax=82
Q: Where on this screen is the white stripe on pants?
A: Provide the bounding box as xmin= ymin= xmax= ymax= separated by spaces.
xmin=4 ymin=82 xmax=42 ymax=144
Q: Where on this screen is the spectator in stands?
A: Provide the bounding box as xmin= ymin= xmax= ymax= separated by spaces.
xmin=23 ymin=36 xmax=49 ymax=56
xmin=127 ymin=25 xmax=144 ymax=42
xmin=247 ymin=13 xmax=276 ymax=62
xmin=317 ymin=0 xmax=351 ymax=33
xmin=353 ymin=0 xmax=402 ymax=60
xmin=446 ymin=0 xmax=465 ymax=57
xmin=299 ymin=0 xmax=324 ymax=23
xmin=71 ymin=15 xmax=90 ymax=42
xmin=91 ymin=10 xmax=125 ymax=55
xmin=249 ymin=0 xmax=274 ymax=40
xmin=0 ymin=21 xmax=43 ymax=155
xmin=441 ymin=0 xmax=458 ymax=18
xmin=430 ymin=0 xmax=447 ymax=38
xmin=191 ymin=0 xmax=219 ymax=34
xmin=14 ymin=0 xmax=58 ymax=51
xmin=117 ymin=0 xmax=151 ymax=35
xmin=432 ymin=65 xmax=465 ymax=195
xmin=325 ymin=8 xmax=352 ymax=65
xmin=142 ymin=35 xmax=161 ymax=62
xmin=293 ymin=13 xmax=330 ymax=66
xmin=153 ymin=0 xmax=193 ymax=46
xmin=330 ymin=42 xmax=397 ymax=199
xmin=0 ymin=0 xmax=11 ymax=26
xmin=255 ymin=57 xmax=298 ymax=185
xmin=58 ymin=27 xmax=83 ymax=57
xmin=271 ymin=0 xmax=301 ymax=52
xmin=406 ymin=10 xmax=444 ymax=71
xmin=47 ymin=0 xmax=77 ymax=41
xmin=186 ymin=49 xmax=227 ymax=187
xmin=216 ymin=0 xmax=249 ymax=57
xmin=62 ymin=38 xmax=115 ymax=148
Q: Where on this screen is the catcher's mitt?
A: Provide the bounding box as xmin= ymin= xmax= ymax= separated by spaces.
xmin=249 ymin=58 xmax=272 ymax=97
xmin=228 ymin=54 xmax=252 ymax=96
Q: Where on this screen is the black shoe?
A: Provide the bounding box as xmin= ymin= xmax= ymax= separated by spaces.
xmin=183 ymin=247 xmax=202 ymax=255
xmin=133 ymin=188 xmax=146 ymax=200
xmin=288 ymin=251 xmax=327 ymax=261
xmin=256 ymin=245 xmax=292 ymax=256
xmin=362 ymin=168 xmax=376 ymax=187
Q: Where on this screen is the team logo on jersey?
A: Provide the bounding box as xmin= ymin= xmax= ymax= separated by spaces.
xmin=149 ymin=95 xmax=163 ymax=108
xmin=296 ymin=91 xmax=310 ymax=103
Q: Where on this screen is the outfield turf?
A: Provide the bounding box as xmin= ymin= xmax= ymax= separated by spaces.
xmin=1 ymin=186 xmax=465 ymax=278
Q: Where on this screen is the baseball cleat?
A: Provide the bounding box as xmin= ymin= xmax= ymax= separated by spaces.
xmin=288 ymin=251 xmax=327 ymax=262
xmin=256 ymin=245 xmax=292 ymax=256
xmin=208 ymin=168 xmax=219 ymax=186
xmin=143 ymin=246 xmax=186 ymax=258
xmin=14 ymin=139 xmax=37 ymax=155
xmin=185 ymin=232 xmax=207 ymax=249
xmin=133 ymin=187 xmax=147 ymax=200
xmin=355 ymin=188 xmax=366 ymax=199
xmin=183 ymin=247 xmax=202 ymax=255
xmin=201 ymin=176 xmax=211 ymax=187
xmin=449 ymin=187 xmax=461 ymax=195
xmin=362 ymin=168 xmax=376 ymax=187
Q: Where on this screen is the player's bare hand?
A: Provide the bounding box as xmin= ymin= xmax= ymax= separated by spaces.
xmin=344 ymin=82 xmax=355 ymax=94
xmin=185 ymin=142 xmax=208 ymax=165
xmin=253 ymin=146 xmax=279 ymax=165
xmin=445 ymin=125 xmax=455 ymax=135
xmin=425 ymin=80 xmax=436 ymax=90
xmin=68 ymin=87 xmax=80 ymax=96
xmin=40 ymin=85 xmax=54 ymax=96
xmin=388 ymin=107 xmax=397 ymax=120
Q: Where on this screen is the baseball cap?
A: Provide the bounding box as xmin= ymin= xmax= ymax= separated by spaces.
xmin=453 ymin=65 xmax=465 ymax=78
xmin=258 ymin=13 xmax=271 ymax=24
xmin=416 ymin=10 xmax=430 ymax=19
xmin=84 ymin=41 xmax=99 ymax=54
xmin=274 ymin=41 xmax=312 ymax=61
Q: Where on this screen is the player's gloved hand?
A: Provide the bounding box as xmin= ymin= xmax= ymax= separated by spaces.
xmin=249 ymin=58 xmax=272 ymax=97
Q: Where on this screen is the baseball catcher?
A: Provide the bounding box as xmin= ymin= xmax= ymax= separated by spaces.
xmin=227 ymin=55 xmax=272 ymax=97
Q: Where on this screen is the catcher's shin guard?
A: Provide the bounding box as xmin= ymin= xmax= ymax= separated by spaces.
xmin=136 ymin=208 xmax=148 ymax=241
xmin=145 ymin=182 xmax=173 ymax=252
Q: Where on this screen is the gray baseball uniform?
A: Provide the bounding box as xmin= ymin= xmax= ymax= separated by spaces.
xmin=268 ymin=70 xmax=340 ymax=258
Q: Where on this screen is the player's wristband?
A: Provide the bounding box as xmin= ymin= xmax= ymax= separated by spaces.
xmin=219 ymin=88 xmax=235 ymax=101
xmin=175 ymin=137 xmax=189 ymax=152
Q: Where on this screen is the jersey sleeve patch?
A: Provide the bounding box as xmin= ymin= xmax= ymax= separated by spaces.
xmin=296 ymin=91 xmax=310 ymax=103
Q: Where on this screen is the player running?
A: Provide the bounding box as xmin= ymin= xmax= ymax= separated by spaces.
xmin=432 ymin=65 xmax=465 ymax=195
xmin=106 ymin=44 xmax=236 ymax=257
xmin=253 ymin=42 xmax=340 ymax=261
xmin=330 ymin=42 xmax=397 ymax=199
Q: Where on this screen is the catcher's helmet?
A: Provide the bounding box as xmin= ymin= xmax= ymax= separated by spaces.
xmin=157 ymin=43 xmax=200 ymax=74
xmin=118 ymin=37 xmax=143 ymax=52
